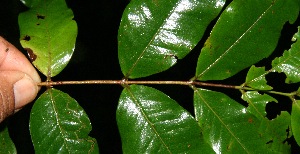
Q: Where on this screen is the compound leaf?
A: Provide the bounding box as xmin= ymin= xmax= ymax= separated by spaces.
xmin=117 ymin=85 xmax=214 ymax=153
xmin=30 ymin=88 xmax=98 ymax=154
xmin=0 ymin=125 xmax=16 ymax=154
xmin=244 ymin=66 xmax=273 ymax=90
xmin=272 ymin=26 xmax=300 ymax=83
xmin=118 ymin=0 xmax=225 ymax=78
xmin=19 ymin=0 xmax=77 ymax=77
xmin=195 ymin=0 xmax=299 ymax=81
xmin=194 ymin=89 xmax=272 ymax=153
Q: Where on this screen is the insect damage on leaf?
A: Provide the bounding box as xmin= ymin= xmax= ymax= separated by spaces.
xmin=36 ymin=14 xmax=45 ymax=19
xmin=25 ymin=48 xmax=37 ymax=62
xmin=22 ymin=35 xmax=31 ymax=41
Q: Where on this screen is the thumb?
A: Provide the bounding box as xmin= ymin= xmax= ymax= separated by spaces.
xmin=0 ymin=71 xmax=39 ymax=123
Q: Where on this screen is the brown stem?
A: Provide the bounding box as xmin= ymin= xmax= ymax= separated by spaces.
xmin=37 ymin=80 xmax=240 ymax=89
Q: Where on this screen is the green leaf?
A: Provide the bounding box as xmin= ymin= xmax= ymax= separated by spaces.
xmin=242 ymin=91 xmax=290 ymax=153
xmin=117 ymin=85 xmax=214 ymax=153
xmin=272 ymin=26 xmax=300 ymax=83
xmin=244 ymin=66 xmax=273 ymax=90
xmin=18 ymin=0 xmax=77 ymax=77
xmin=118 ymin=0 xmax=225 ymax=78
xmin=242 ymin=91 xmax=277 ymax=118
xmin=265 ymin=112 xmax=291 ymax=153
xmin=194 ymin=89 xmax=272 ymax=153
xmin=292 ymin=100 xmax=300 ymax=146
xmin=0 ymin=125 xmax=16 ymax=154
xmin=30 ymin=88 xmax=98 ymax=154
xmin=195 ymin=0 xmax=299 ymax=81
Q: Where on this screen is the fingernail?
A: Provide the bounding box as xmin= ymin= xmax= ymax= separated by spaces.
xmin=13 ymin=75 xmax=38 ymax=109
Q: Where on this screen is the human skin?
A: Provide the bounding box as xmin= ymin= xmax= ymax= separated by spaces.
xmin=0 ymin=36 xmax=40 ymax=123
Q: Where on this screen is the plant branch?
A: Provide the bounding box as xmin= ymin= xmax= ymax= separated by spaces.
xmin=38 ymin=80 xmax=298 ymax=98
xmin=37 ymin=80 xmax=240 ymax=89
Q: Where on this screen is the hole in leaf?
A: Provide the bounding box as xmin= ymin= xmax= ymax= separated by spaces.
xmin=37 ymin=14 xmax=45 ymax=19
xmin=22 ymin=35 xmax=31 ymax=41
xmin=287 ymin=136 xmax=300 ymax=153
xmin=266 ymin=101 xmax=281 ymax=120
xmin=255 ymin=18 xmax=299 ymax=70
xmin=36 ymin=23 xmax=40 ymax=26
xmin=266 ymin=140 xmax=273 ymax=144
xmin=286 ymin=127 xmax=291 ymax=139
xmin=266 ymin=72 xmax=299 ymax=93
xmin=24 ymin=48 xmax=37 ymax=62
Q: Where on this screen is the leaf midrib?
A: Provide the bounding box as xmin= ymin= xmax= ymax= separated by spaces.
xmin=197 ymin=2 xmax=275 ymax=79
xmin=126 ymin=1 xmax=180 ymax=77
xmin=195 ymin=89 xmax=250 ymax=154
xmin=49 ymin=90 xmax=71 ymax=153
xmin=126 ymin=87 xmax=172 ymax=153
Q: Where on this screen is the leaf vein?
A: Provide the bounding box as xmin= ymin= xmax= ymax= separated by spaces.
xmin=197 ymin=2 xmax=275 ymax=78
xmin=126 ymin=87 xmax=172 ymax=153
xmin=195 ymin=89 xmax=250 ymax=153
xmin=126 ymin=1 xmax=181 ymax=77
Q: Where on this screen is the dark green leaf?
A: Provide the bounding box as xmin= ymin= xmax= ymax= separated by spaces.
xmin=242 ymin=91 xmax=290 ymax=153
xmin=0 ymin=125 xmax=16 ymax=154
xmin=19 ymin=0 xmax=77 ymax=77
xmin=117 ymin=85 xmax=214 ymax=153
xmin=118 ymin=0 xmax=225 ymax=78
xmin=194 ymin=88 xmax=272 ymax=153
xmin=264 ymin=112 xmax=291 ymax=153
xmin=292 ymin=100 xmax=300 ymax=146
xmin=244 ymin=66 xmax=273 ymax=90
xmin=272 ymin=26 xmax=300 ymax=83
xmin=195 ymin=0 xmax=299 ymax=81
xmin=30 ymin=88 xmax=98 ymax=154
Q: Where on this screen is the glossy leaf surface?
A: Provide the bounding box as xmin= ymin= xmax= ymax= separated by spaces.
xmin=242 ymin=91 xmax=277 ymax=118
xmin=242 ymin=91 xmax=290 ymax=153
xmin=30 ymin=88 xmax=98 ymax=153
xmin=292 ymin=100 xmax=300 ymax=145
xmin=195 ymin=0 xmax=299 ymax=81
xmin=19 ymin=0 xmax=77 ymax=77
xmin=244 ymin=66 xmax=272 ymax=90
xmin=118 ymin=0 xmax=225 ymax=78
xmin=117 ymin=85 xmax=214 ymax=153
xmin=194 ymin=88 xmax=271 ymax=153
xmin=272 ymin=26 xmax=300 ymax=83
xmin=0 ymin=126 xmax=16 ymax=154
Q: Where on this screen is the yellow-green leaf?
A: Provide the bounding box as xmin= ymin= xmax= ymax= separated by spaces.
xmin=18 ymin=0 xmax=77 ymax=77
